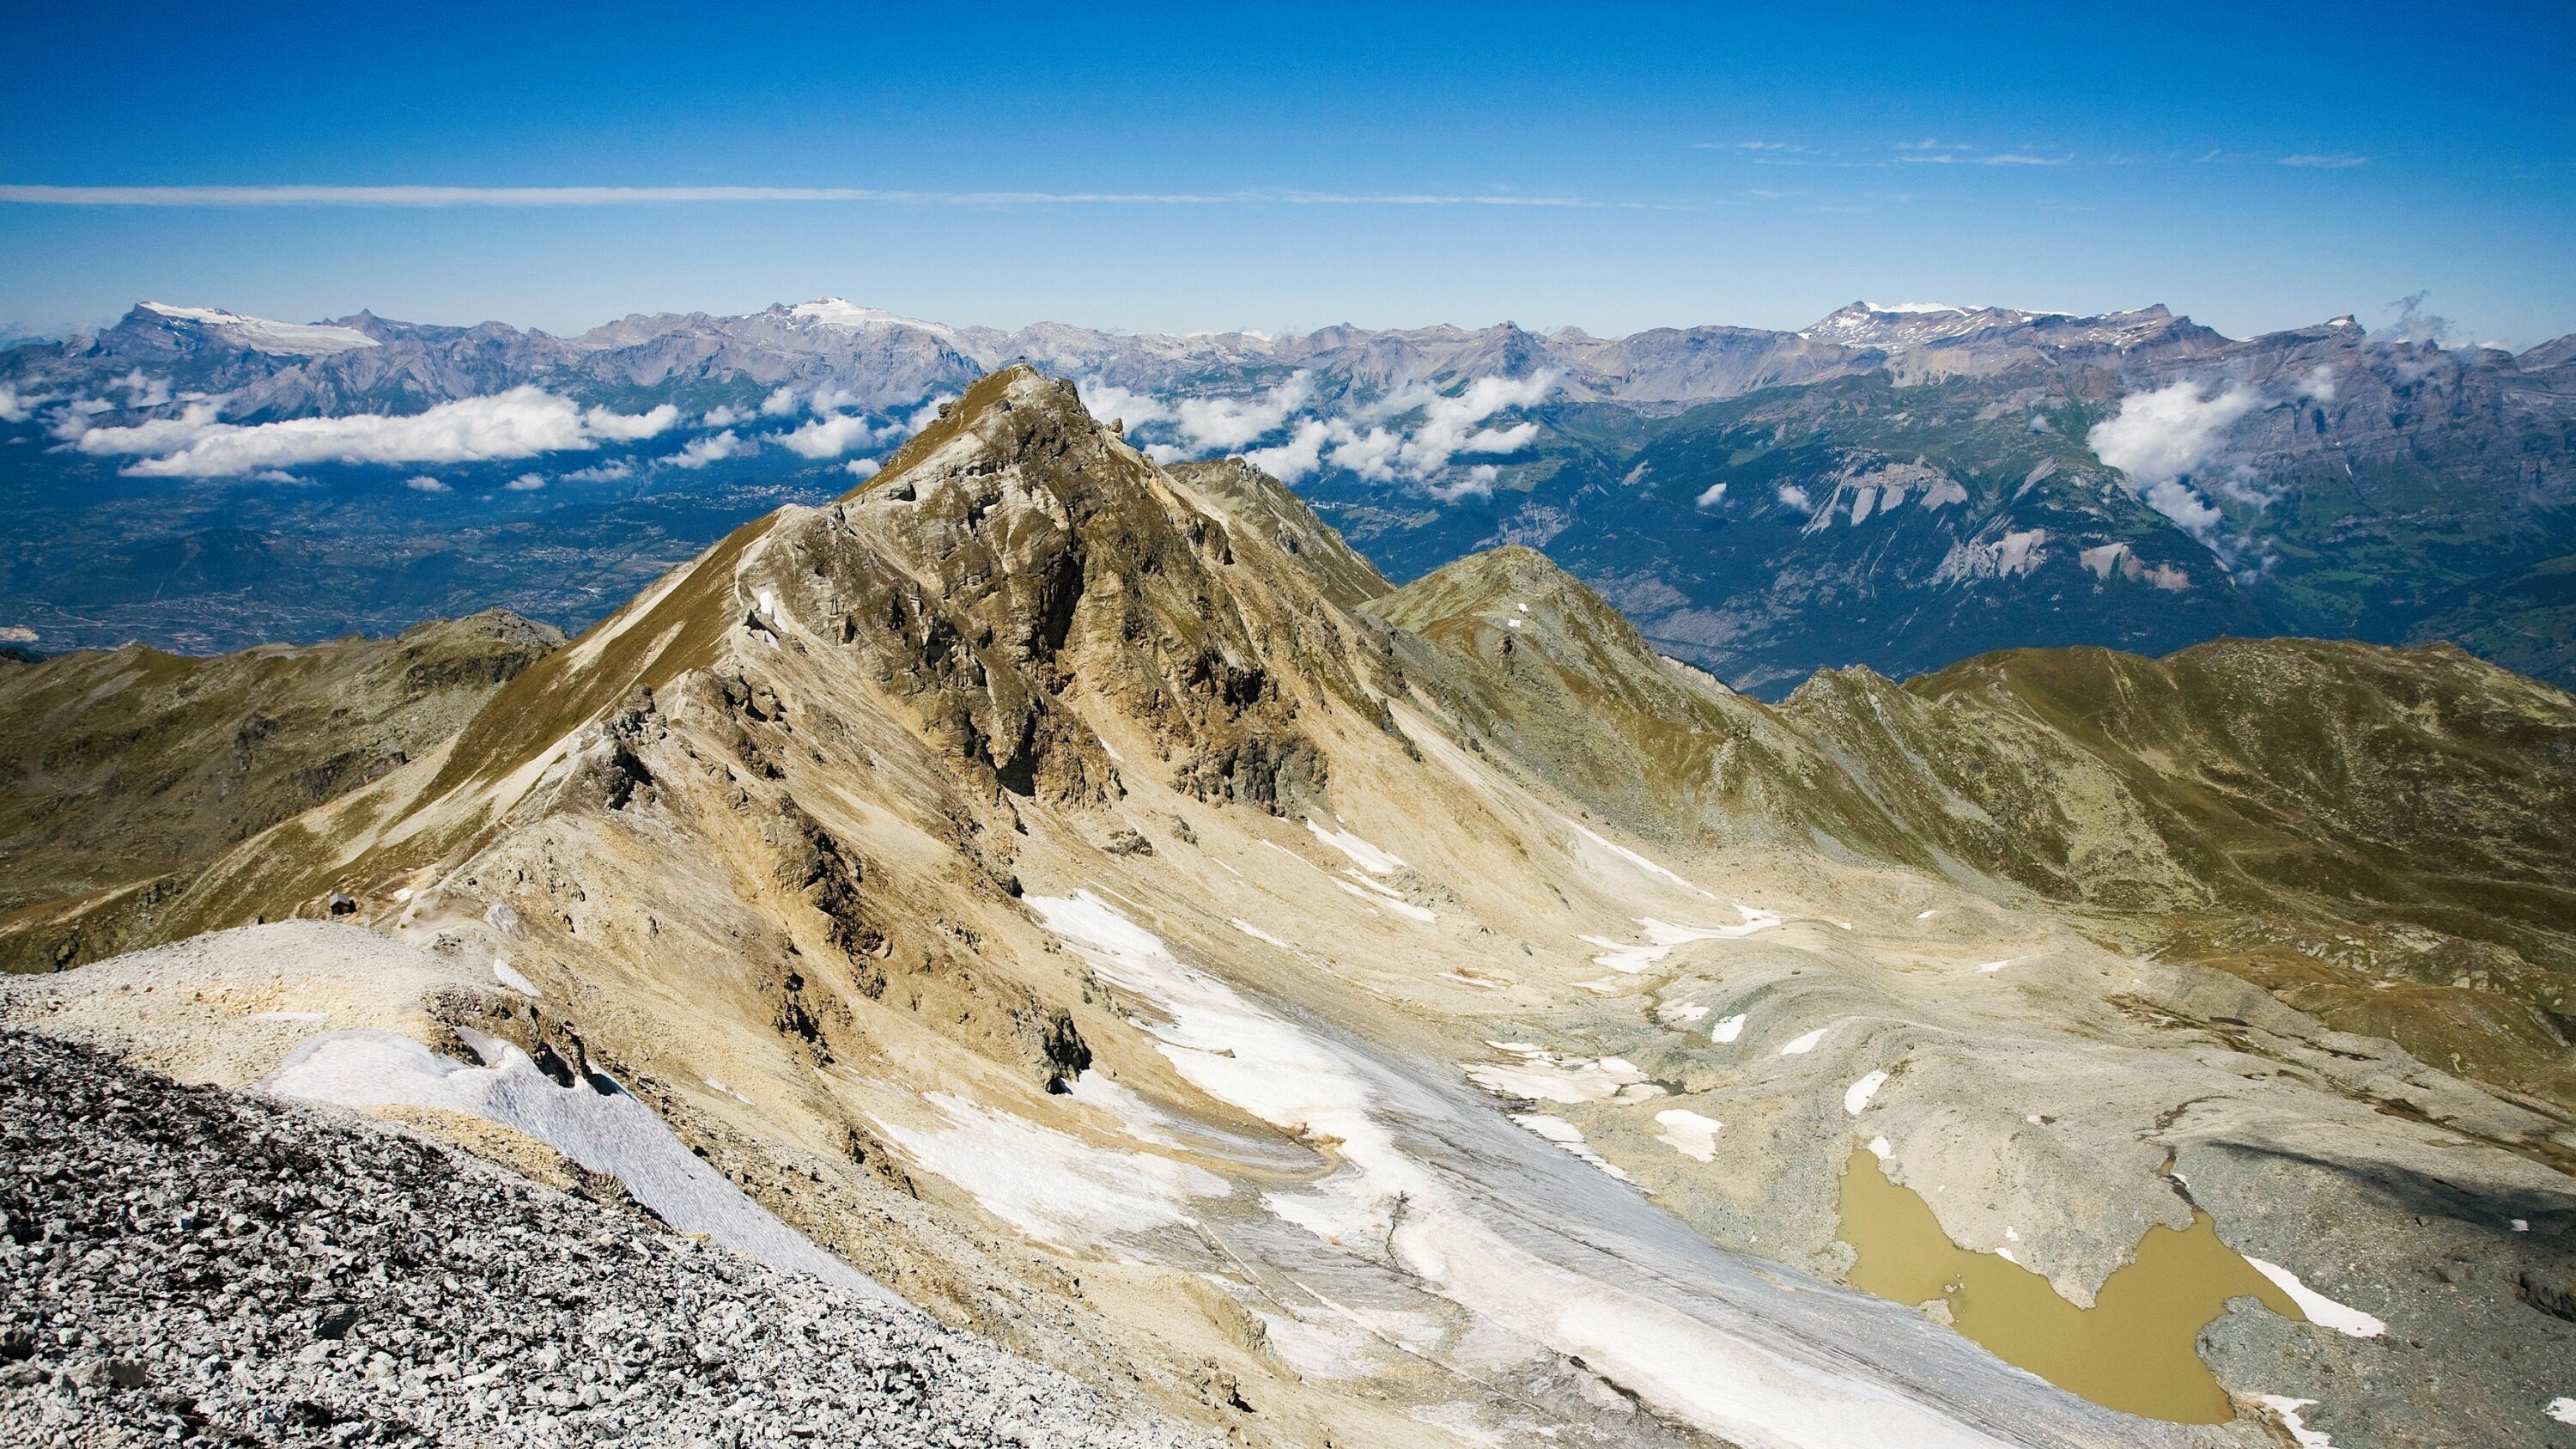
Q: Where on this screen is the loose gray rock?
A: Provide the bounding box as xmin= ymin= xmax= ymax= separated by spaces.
xmin=0 ymin=1029 xmax=1205 ymax=1448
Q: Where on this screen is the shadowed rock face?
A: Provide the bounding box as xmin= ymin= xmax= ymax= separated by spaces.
xmin=6 ymin=363 xmax=2574 ymax=1446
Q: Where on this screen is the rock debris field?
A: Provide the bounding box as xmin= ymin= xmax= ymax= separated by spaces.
xmin=0 ymin=1029 xmax=1203 ymax=1448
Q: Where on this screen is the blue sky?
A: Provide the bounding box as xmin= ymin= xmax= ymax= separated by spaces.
xmin=3 ymin=2 xmax=2571 ymax=345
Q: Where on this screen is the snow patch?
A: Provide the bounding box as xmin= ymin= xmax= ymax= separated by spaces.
xmin=1305 ymin=819 xmax=1406 ymax=874
xmin=787 ymin=297 xmax=957 ymax=341
xmin=1581 ymin=908 xmax=1781 ymax=972
xmin=139 ymin=301 xmax=379 ymax=355
xmin=1230 ymin=918 xmax=1301 ymax=953
xmin=1022 ymin=891 xmax=2008 ymax=1448
xmin=1654 ymin=1109 xmax=1723 ymax=1162
xmin=490 ymin=959 xmax=540 ymax=998
xmin=263 ymin=1029 xmax=889 ymax=1300
xmin=2244 ymin=1258 xmax=2388 ymax=1338
xmin=872 ymin=1092 xmax=1228 ymax=1248
xmin=1558 ymin=816 xmax=1712 ymax=898
xmin=2255 ymin=1396 xmax=2335 ymax=1447
xmin=1844 ymin=1070 xmax=1889 ymax=1115
xmin=1711 ymin=1014 xmax=1747 ymax=1044
xmin=1466 ymin=1051 xmax=1651 ymax=1105
xmin=1341 ymin=868 xmax=1436 ymax=922
xmin=1780 ymin=1026 xmax=1829 ymax=1056
xmin=1066 ymin=1070 xmax=1185 ymax=1147
xmin=1512 ymin=1114 xmax=1634 ymax=1183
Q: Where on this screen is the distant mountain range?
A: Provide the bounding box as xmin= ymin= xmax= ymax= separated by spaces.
xmin=5 ymin=295 xmax=2573 ymax=694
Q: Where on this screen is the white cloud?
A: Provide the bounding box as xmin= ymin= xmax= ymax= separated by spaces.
xmin=1777 ymin=484 xmax=1813 ymax=511
xmin=2087 ymin=381 xmax=2261 ymax=540
xmin=1081 ymin=368 xmax=1552 ymax=497
xmin=2142 ymin=480 xmax=2222 ymax=536
xmin=702 ymin=405 xmax=749 ymax=428
xmin=843 ymin=457 xmax=881 ymax=479
xmin=2087 ymin=381 xmax=2257 ymax=489
xmin=1242 ymin=417 xmax=1334 ymax=483
xmin=1393 ymin=373 xmax=1553 ymax=478
xmin=1458 ymin=422 xmax=1540 ymax=454
xmin=404 ymin=475 xmax=451 ymax=492
xmin=562 ymin=460 xmax=634 ymax=483
xmin=504 ymin=472 xmax=546 ymax=490
xmin=2279 ymin=154 xmax=2368 ymax=168
xmin=1429 ymin=464 xmax=1501 ymax=502
xmin=0 ymin=387 xmax=33 ymax=423
xmin=667 ymin=429 xmax=752 ymax=470
xmin=71 ymin=387 xmax=677 ymax=478
xmin=1695 ymin=481 xmax=1728 ymax=508
xmin=761 ymin=386 xmax=800 ymax=417
xmin=64 ymin=399 xmax=219 ymax=452
xmin=1074 ymin=379 xmax=1172 ymax=429
xmin=1173 ymin=372 xmax=1315 ymax=451
xmin=903 ymin=394 xmax=956 ymax=435
xmin=580 ymin=401 xmax=682 ymax=442
xmin=2296 ymin=363 xmax=2337 ymax=403
xmin=1326 ymin=425 xmax=1404 ymax=481
xmin=777 ymin=412 xmax=881 ymax=460
xmin=246 ymin=469 xmax=307 ymax=484
xmin=114 ymin=370 xmax=173 ymax=408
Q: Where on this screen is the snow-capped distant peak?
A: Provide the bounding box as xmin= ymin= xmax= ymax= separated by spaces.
xmin=1864 ymin=301 xmax=1966 ymax=315
xmin=786 ymin=298 xmax=957 ymax=341
xmin=137 ymin=301 xmax=380 ymax=356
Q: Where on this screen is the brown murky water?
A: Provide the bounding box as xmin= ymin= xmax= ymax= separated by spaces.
xmin=1834 ymin=1148 xmax=2303 ymax=1422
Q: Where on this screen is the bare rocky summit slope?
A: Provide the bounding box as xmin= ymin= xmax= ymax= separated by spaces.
xmin=5 ymin=367 xmax=2573 ymax=1447
xmin=0 ymin=1026 xmax=1204 ymax=1448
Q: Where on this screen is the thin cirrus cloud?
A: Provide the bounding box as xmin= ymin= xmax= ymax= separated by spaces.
xmin=2277 ymin=154 xmax=2370 ymax=168
xmin=0 ymin=184 xmax=1639 ymax=210
xmin=1899 ymin=152 xmax=2069 ymax=166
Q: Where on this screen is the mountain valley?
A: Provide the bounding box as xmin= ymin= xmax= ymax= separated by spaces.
xmin=8 ymin=297 xmax=2573 ymax=699
xmin=7 ymin=369 xmax=2573 ymax=1447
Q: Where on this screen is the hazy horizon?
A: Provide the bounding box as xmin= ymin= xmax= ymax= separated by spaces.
xmin=5 ymin=3 xmax=2572 ymax=348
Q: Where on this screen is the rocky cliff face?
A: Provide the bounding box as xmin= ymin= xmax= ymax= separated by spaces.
xmin=6 ymin=369 xmax=2573 ymax=1449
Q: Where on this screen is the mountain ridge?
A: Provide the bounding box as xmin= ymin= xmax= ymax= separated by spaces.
xmin=9 ymin=294 xmax=2576 ymax=710
xmin=8 ymin=367 xmax=2573 ymax=1446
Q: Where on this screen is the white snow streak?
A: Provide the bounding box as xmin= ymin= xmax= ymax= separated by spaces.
xmin=2245 ymin=1258 xmax=2388 ymax=1338
xmin=872 ymin=1091 xmax=1226 ymax=1246
xmin=1305 ymin=819 xmax=1406 ymax=874
xmin=1023 ymin=892 xmax=2008 ymax=1448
